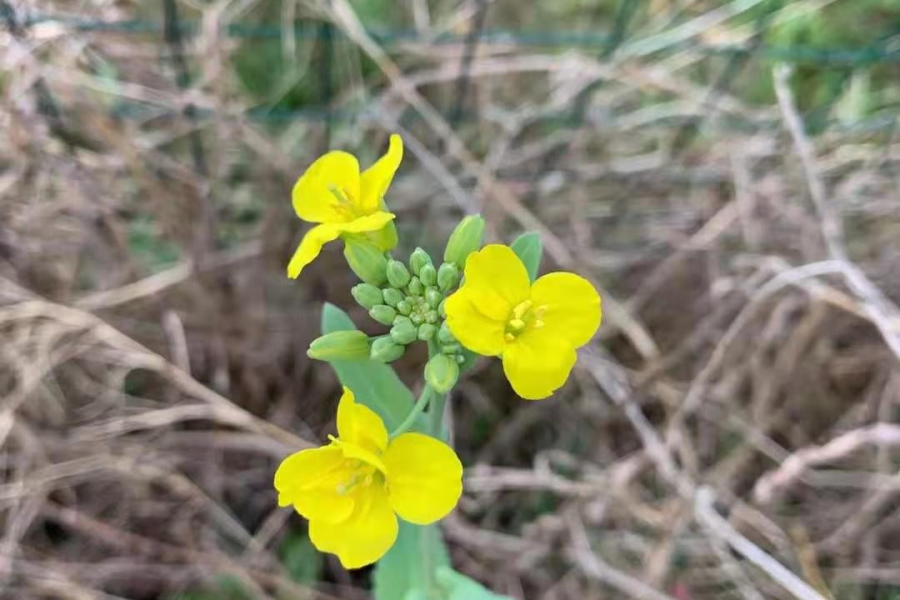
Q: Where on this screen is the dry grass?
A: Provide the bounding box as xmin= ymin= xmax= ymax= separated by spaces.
xmin=2 ymin=0 xmax=900 ymax=599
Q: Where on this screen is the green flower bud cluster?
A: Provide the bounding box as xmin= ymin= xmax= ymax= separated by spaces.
xmin=348 ymin=244 xmax=470 ymax=364
xmin=340 ymin=216 xmax=484 ymax=368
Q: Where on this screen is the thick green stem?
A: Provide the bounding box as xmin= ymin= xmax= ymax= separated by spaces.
xmin=390 ymin=384 xmax=434 ymax=439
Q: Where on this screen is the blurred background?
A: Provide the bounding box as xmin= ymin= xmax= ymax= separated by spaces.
xmin=2 ymin=0 xmax=900 ymax=599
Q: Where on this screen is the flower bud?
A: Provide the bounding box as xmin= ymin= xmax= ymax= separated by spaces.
xmin=407 ymin=277 xmax=424 ymax=296
xmin=419 ymin=264 xmax=437 ymax=287
xmin=370 ymin=336 xmax=405 ymax=363
xmin=382 ymin=288 xmax=404 ymax=308
xmin=425 ymin=354 xmax=459 ymax=393
xmin=437 ymin=263 xmax=459 ymax=292
xmin=417 ymin=323 xmax=437 ymax=341
xmin=425 ymin=288 xmax=443 ymax=309
xmin=396 ymin=300 xmax=412 ymax=316
xmin=386 ymin=260 xmax=411 ymax=289
xmin=344 ymin=240 xmax=388 ymax=286
xmin=441 ymin=342 xmax=462 ymax=354
xmin=390 ymin=319 xmax=418 ymax=345
xmin=351 ymin=284 xmax=383 ymax=310
xmin=443 ymin=214 xmax=485 ymax=268
xmin=369 ymin=304 xmax=397 ymax=326
xmin=307 ymin=330 xmax=370 ymax=361
xmin=409 ymin=247 xmax=433 ymax=276
xmin=438 ymin=322 xmax=455 ymax=344
xmin=410 ymin=312 xmax=423 ymax=325
xmin=425 ymin=310 xmax=438 ymax=324
xmin=438 ymin=299 xmax=446 ymax=317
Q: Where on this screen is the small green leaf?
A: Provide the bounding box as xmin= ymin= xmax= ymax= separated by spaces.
xmin=374 ymin=521 xmax=449 ymax=600
xmin=280 ymin=531 xmax=323 ymax=585
xmin=321 ymin=303 xmax=414 ymax=431
xmin=510 ymin=232 xmax=542 ymax=283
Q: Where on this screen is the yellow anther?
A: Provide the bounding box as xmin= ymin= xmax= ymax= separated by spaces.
xmin=508 ymin=318 xmax=526 ymax=331
xmin=533 ymin=319 xmax=545 ymax=329
xmin=504 ymin=333 xmax=516 ymax=343
xmin=512 ymin=300 xmax=533 ymax=320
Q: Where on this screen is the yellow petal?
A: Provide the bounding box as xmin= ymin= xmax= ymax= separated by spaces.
xmin=287 ymin=213 xmax=395 ymax=279
xmin=502 ymin=334 xmax=577 ymax=400
xmin=337 ymin=440 xmax=387 ymax=473
xmin=383 ymin=433 xmax=463 ymax=525
xmin=531 ymin=272 xmax=602 ymax=348
xmin=338 ymin=211 xmax=396 ymax=235
xmin=286 ymin=223 xmax=342 ymax=279
xmin=292 ymin=151 xmax=361 ymax=223
xmin=444 ymin=287 xmax=507 ymax=356
xmin=274 ymin=446 xmax=355 ymax=523
xmin=309 ymin=484 xmax=398 ymax=569
xmin=359 ymin=134 xmax=403 ymax=215
xmin=462 ymin=245 xmax=531 ymax=308
xmin=336 ymin=386 xmax=388 ymax=454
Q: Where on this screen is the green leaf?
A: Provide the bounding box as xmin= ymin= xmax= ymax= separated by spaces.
xmin=374 ymin=521 xmax=449 ymax=600
xmin=280 ymin=531 xmax=323 ymax=586
xmin=510 ymin=232 xmax=542 ymax=283
xmin=321 ymin=303 xmax=414 ymax=431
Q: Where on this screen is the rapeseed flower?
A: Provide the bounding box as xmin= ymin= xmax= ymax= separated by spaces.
xmin=288 ymin=135 xmax=403 ymax=279
xmin=274 ymin=387 xmax=463 ymax=568
xmin=445 ymin=245 xmax=601 ymax=400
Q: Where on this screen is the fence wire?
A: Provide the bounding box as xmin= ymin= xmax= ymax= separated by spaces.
xmin=12 ymin=12 xmax=900 ymax=134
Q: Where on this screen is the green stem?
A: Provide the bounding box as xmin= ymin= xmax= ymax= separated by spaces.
xmin=390 ymin=384 xmax=434 ymax=439
xmin=428 ymin=393 xmax=446 ymax=440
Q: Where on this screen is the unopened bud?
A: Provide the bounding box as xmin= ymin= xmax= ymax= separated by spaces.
xmin=425 ymin=288 xmax=442 ymax=309
xmin=409 ymin=247 xmax=433 ymax=275
xmin=307 ymin=331 xmax=370 ymax=361
xmin=370 ymin=336 xmax=405 ymax=362
xmin=407 ymin=277 xmax=424 ymax=296
xmin=369 ymin=305 xmax=397 ymax=326
xmin=390 ymin=319 xmax=418 ymax=345
xmin=418 ymin=323 xmax=437 ymax=341
xmin=410 ymin=312 xmax=424 ymax=325
xmin=438 ymin=299 xmax=446 ymax=317
xmin=344 ymin=240 xmax=388 ymax=286
xmin=419 ymin=264 xmax=437 ymax=287
xmin=351 ymin=284 xmax=383 ymax=310
xmin=441 ymin=342 xmax=462 ymax=354
xmin=386 ymin=260 xmax=411 ymax=289
xmin=396 ymin=300 xmax=412 ymax=315
xmin=443 ymin=214 xmax=485 ymax=268
xmin=383 ymin=288 xmax=404 ymax=308
xmin=425 ymin=310 xmax=438 ymax=324
xmin=437 ymin=263 xmax=459 ymax=292
xmin=425 ymin=354 xmax=459 ymax=394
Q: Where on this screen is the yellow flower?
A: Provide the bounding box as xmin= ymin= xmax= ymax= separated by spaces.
xmin=445 ymin=245 xmax=602 ymax=400
xmin=287 ymin=135 xmax=403 ymax=279
xmin=274 ymin=387 xmax=463 ymax=569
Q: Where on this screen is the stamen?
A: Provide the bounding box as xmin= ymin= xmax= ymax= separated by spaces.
xmin=508 ymin=318 xmax=526 ymax=332
xmin=533 ymin=319 xmax=545 ymax=329
xmin=504 ymin=333 xmax=516 ymax=342
xmin=512 ymin=300 xmax=533 ymax=320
